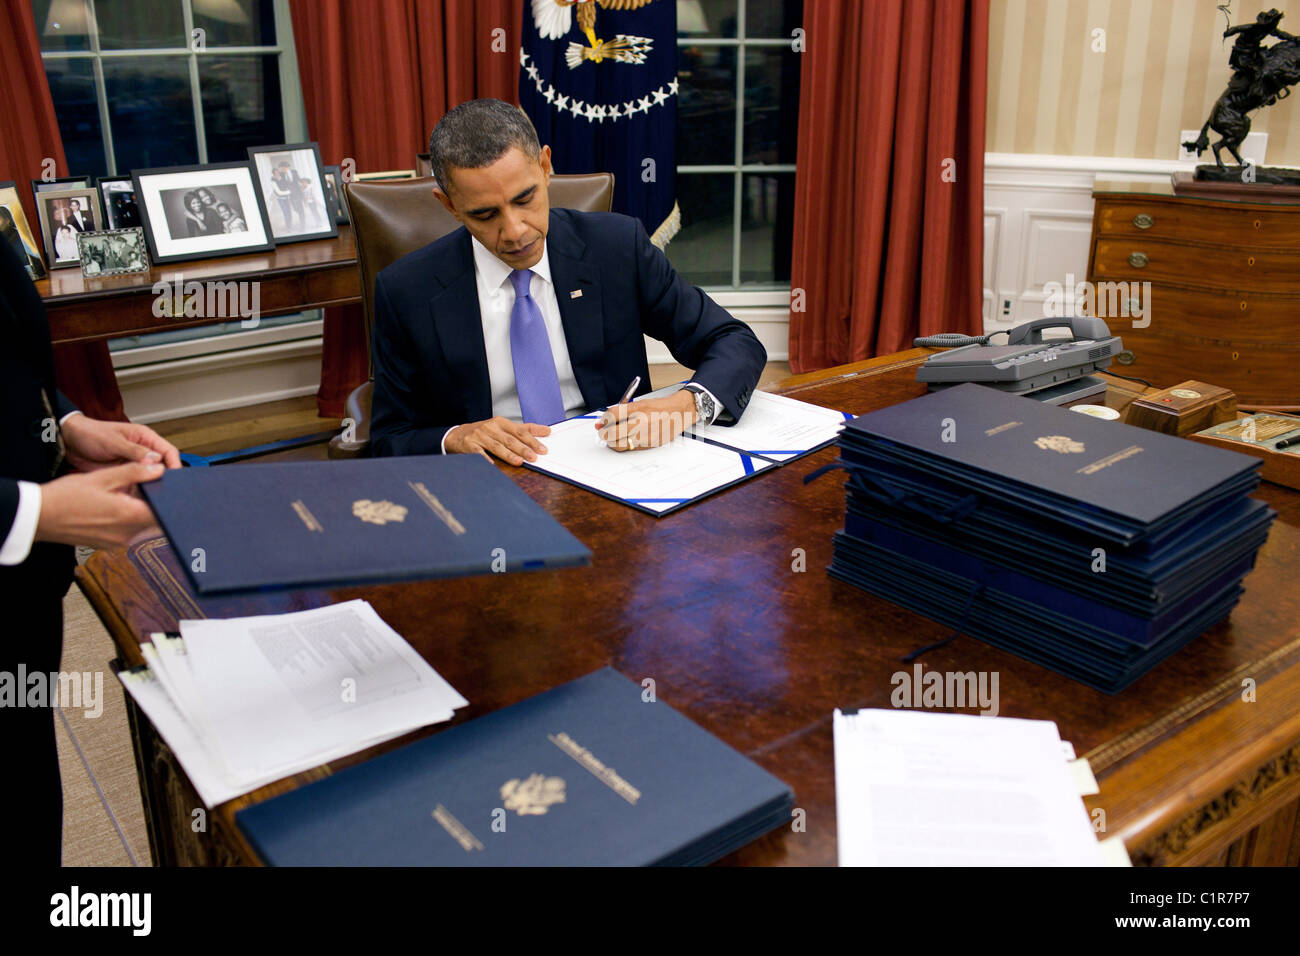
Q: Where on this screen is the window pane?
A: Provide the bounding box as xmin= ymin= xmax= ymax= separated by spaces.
xmin=677 ymin=0 xmax=736 ymax=37
xmin=668 ymin=173 xmax=733 ymax=287
xmin=44 ymin=58 xmax=107 ymax=177
xmin=32 ymin=0 xmax=92 ymax=52
xmin=743 ymin=46 xmax=800 ymax=164
xmin=740 ymin=172 xmax=794 ymax=284
xmin=745 ymin=0 xmax=803 ymax=39
xmin=200 ymin=55 xmax=284 ymax=161
xmin=678 ymin=45 xmax=736 ymax=165
xmin=193 ymin=0 xmax=276 ymax=47
xmin=103 ymin=57 xmax=198 ymax=170
xmin=95 ymin=0 xmax=186 ymax=49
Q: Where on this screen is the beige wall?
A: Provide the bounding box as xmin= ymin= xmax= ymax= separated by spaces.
xmin=988 ymin=0 xmax=1300 ymax=162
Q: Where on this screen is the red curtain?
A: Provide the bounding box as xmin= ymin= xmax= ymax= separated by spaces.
xmin=788 ymin=0 xmax=989 ymax=372
xmin=0 ymin=2 xmax=125 ymax=420
xmin=288 ymin=0 xmax=523 ymax=417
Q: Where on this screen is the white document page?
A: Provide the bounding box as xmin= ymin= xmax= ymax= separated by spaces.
xmin=180 ymin=600 xmax=466 ymax=778
xmin=527 ymin=415 xmax=775 ymax=514
xmin=833 ymin=708 xmax=1105 ymax=866
xmin=121 ymin=661 xmax=426 ymax=808
xmin=689 ymin=390 xmax=849 ymax=461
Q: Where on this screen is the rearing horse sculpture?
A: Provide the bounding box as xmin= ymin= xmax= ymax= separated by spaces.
xmin=1184 ymin=9 xmax=1300 ymax=169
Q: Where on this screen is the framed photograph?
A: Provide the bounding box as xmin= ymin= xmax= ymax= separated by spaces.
xmin=0 ymin=181 xmax=47 ymax=280
xmin=76 ymin=228 xmax=149 ymax=277
xmin=35 ymin=186 xmax=103 ymax=269
xmin=32 ymin=175 xmax=91 ymax=195
xmin=132 ymin=162 xmax=275 ymax=265
xmin=321 ymin=164 xmax=349 ymax=225
xmin=247 ymin=142 xmax=338 ymax=244
xmin=97 ymin=176 xmax=142 ymax=231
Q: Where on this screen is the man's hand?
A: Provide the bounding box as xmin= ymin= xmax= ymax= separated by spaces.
xmin=35 ymin=461 xmax=165 ymax=550
xmin=61 ymin=415 xmax=182 ymax=472
xmin=596 ymin=390 xmax=697 ymax=452
xmin=445 ymin=417 xmax=551 ymax=466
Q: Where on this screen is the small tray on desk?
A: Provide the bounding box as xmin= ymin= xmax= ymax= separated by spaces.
xmin=1188 ymin=413 xmax=1300 ymax=490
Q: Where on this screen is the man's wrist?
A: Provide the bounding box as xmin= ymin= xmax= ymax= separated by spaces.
xmin=440 ymin=425 xmax=460 ymax=455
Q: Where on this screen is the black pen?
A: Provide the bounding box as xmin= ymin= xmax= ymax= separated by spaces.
xmin=1276 ymin=434 xmax=1300 ymax=450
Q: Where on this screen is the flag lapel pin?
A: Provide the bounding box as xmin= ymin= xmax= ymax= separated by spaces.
xmin=570 ymin=289 xmax=583 ymax=299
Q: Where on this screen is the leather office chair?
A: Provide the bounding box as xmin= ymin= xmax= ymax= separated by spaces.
xmin=328 ymin=172 xmax=615 ymax=458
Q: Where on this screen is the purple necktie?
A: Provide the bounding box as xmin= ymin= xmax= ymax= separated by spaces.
xmin=509 ymin=269 xmax=566 ymax=425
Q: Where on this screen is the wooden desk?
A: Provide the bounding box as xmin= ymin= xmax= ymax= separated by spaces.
xmin=76 ymin=350 xmax=1300 ymax=866
xmin=39 ymin=228 xmax=360 ymax=345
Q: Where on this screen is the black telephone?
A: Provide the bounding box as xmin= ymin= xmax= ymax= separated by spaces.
xmin=915 ymin=316 xmax=1123 ymax=395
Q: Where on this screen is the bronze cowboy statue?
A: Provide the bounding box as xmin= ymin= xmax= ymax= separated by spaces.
xmin=1184 ymin=8 xmax=1300 ymax=176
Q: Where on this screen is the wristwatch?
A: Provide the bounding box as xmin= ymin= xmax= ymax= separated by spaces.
xmin=682 ymin=383 xmax=717 ymax=426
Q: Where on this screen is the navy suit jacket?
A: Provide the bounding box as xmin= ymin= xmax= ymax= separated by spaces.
xmin=370 ymin=208 xmax=766 ymax=458
xmin=0 ymin=240 xmax=76 ymax=603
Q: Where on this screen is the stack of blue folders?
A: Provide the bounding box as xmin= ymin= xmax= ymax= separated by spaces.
xmin=821 ymin=384 xmax=1275 ymax=693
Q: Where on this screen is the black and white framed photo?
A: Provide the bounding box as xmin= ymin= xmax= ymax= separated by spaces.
xmin=247 ymin=143 xmax=338 ymax=244
xmin=76 ymin=228 xmax=149 ymax=278
xmin=31 ymin=175 xmax=91 ymax=196
xmin=132 ymin=163 xmax=275 ymax=265
xmin=35 ymin=186 xmax=103 ymax=269
xmin=0 ymin=181 xmax=48 ymax=280
xmin=322 ymin=164 xmax=349 ymax=225
xmin=97 ymin=176 xmax=142 ymax=230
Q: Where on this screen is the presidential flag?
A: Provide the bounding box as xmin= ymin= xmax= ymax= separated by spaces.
xmin=520 ymin=0 xmax=679 ymax=247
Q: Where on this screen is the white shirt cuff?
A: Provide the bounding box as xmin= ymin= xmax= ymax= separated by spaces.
xmin=0 ymin=481 xmax=43 ymax=566
xmin=440 ymin=425 xmax=459 ymax=455
xmin=59 ymin=409 xmax=81 ymax=426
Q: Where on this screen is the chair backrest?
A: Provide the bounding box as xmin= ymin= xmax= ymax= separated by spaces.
xmin=344 ymin=172 xmax=615 ymax=371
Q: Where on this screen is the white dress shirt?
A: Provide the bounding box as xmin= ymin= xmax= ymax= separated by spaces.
xmin=0 ymin=410 xmax=81 ymax=566
xmin=441 ymin=238 xmax=588 ymax=451
xmin=440 ymin=237 xmax=724 ymax=452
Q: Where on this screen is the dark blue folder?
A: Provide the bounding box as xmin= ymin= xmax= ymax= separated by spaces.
xmin=839 ymin=384 xmax=1261 ymax=543
xmin=142 ymin=455 xmax=590 ymax=594
xmin=236 ymin=668 xmax=795 ymax=866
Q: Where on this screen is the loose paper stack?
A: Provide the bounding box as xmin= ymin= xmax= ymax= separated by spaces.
xmin=118 ymin=601 xmax=467 ymax=807
xmin=833 ymin=708 xmax=1128 ymax=866
xmin=823 ymin=384 xmax=1275 ymax=692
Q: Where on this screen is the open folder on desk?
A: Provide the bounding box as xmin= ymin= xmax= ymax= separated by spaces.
xmin=525 ymin=390 xmax=852 ymax=516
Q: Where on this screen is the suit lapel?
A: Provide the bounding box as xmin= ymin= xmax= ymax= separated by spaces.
xmin=428 ymin=231 xmax=493 ymax=422
xmin=546 ymin=211 xmax=607 ymax=410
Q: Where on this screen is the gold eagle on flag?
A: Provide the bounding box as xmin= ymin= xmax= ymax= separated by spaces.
xmin=531 ymin=0 xmax=656 ymax=69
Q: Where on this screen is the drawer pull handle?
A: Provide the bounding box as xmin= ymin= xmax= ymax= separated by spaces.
xmin=1247 ymin=256 xmax=1256 ymax=266
xmin=1254 ymin=219 xmax=1262 ymax=229
xmin=1128 ymin=252 xmax=1149 ymax=268
xmin=1133 ymin=213 xmax=1154 ymax=229
xmin=1240 ymin=300 xmax=1248 ymax=311
xmin=1116 ymin=350 xmax=1136 ymax=366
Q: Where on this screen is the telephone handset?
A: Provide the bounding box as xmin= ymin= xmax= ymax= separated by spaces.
xmin=914 ymin=315 xmax=1123 ymax=394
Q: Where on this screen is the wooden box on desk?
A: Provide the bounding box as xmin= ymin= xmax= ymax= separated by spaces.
xmin=1188 ymin=413 xmax=1300 ymax=491
xmin=1124 ymin=380 xmax=1237 ymax=436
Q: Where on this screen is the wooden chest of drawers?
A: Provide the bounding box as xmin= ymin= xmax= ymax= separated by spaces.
xmin=1087 ymin=183 xmax=1300 ymax=406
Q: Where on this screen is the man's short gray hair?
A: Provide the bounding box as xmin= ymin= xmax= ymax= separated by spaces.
xmin=428 ymin=99 xmax=541 ymax=192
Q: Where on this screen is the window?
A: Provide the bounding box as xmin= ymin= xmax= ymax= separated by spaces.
xmin=33 ymin=0 xmax=305 ymax=178
xmin=669 ymin=0 xmax=802 ymax=290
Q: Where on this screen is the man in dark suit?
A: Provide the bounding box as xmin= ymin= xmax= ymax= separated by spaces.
xmin=1 ymin=240 xmax=179 ymax=863
xmin=370 ymin=98 xmax=766 ymax=464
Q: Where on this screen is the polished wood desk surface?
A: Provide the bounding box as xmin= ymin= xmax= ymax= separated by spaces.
xmin=77 ymin=350 xmax=1300 ymax=866
xmin=38 ymin=228 xmax=360 ymax=345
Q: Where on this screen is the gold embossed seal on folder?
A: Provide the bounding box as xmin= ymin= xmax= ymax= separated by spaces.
xmin=352 ymin=499 xmax=408 ymax=525
xmin=500 ymin=774 xmax=566 ymax=816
